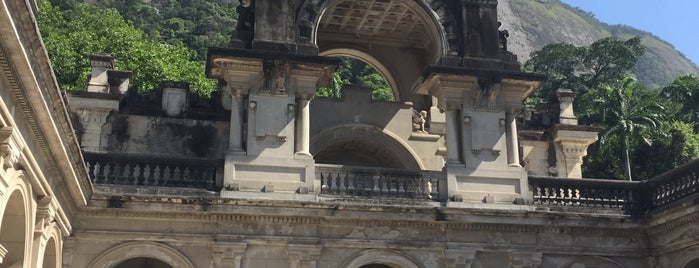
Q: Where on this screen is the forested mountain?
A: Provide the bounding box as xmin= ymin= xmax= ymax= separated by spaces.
xmin=499 ymin=0 xmax=699 ymax=87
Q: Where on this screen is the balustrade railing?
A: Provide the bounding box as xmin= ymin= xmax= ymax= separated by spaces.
xmin=644 ymin=158 xmax=699 ymax=209
xmin=84 ymin=152 xmax=222 ymax=190
xmin=317 ymin=164 xmax=444 ymax=201
xmin=528 ymin=177 xmax=642 ymax=214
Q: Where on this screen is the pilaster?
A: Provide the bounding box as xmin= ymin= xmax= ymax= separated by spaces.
xmin=212 ymin=242 xmax=248 ymax=268
xmin=414 ymin=66 xmax=544 ymax=203
xmin=445 ymin=248 xmax=477 ymax=268
xmin=207 ymin=48 xmax=337 ymax=193
xmin=288 ymin=244 xmax=322 ymax=268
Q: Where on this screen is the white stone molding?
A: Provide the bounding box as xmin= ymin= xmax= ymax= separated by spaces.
xmin=552 ymin=129 xmax=599 ymax=178
xmin=212 ymin=242 xmax=247 ymax=268
xmin=288 ymin=244 xmax=322 ymax=268
xmin=0 ymin=243 xmax=7 ymax=264
xmin=510 ymin=251 xmax=542 ymax=268
xmin=0 ymin=127 xmax=24 ymax=171
xmin=445 ymin=248 xmax=476 ymax=268
xmin=562 ymin=256 xmax=625 ymax=268
xmin=87 ymin=241 xmax=195 ymax=268
xmin=342 ymin=249 xmax=420 ymax=268
xmin=556 ymin=89 xmax=578 ymax=125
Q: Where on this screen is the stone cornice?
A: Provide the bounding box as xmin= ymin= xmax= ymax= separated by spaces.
xmin=79 ymin=195 xmax=646 ymax=238
xmin=648 ymin=210 xmax=699 ymax=236
xmin=1 ymin=1 xmax=92 ymax=234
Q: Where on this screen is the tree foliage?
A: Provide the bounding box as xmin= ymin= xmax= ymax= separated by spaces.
xmin=75 ymin=0 xmax=239 ymax=61
xmin=37 ymin=0 xmax=216 ymax=94
xmin=581 ymin=77 xmax=665 ymax=181
xmin=662 ymin=74 xmax=699 ymax=133
xmin=524 ymin=36 xmax=645 ymax=103
xmin=526 ymin=37 xmax=698 ymax=180
xmin=317 ymin=57 xmax=394 ymax=101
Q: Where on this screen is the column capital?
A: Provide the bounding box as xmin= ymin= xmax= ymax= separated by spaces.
xmin=288 ymin=244 xmax=322 ymax=268
xmin=212 ymin=242 xmax=248 ymax=268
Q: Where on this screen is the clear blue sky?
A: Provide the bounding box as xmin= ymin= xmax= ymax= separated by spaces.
xmin=561 ymin=0 xmax=699 ymax=66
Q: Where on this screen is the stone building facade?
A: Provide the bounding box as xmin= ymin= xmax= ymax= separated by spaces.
xmin=0 ymin=0 xmax=698 ymax=267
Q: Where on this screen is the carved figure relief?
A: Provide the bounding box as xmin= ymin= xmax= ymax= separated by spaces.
xmin=412 ymin=109 xmax=428 ymax=133
xmin=261 ymin=60 xmax=291 ymax=94
xmin=475 ymin=76 xmax=501 ymax=107
xmin=498 ymin=22 xmax=509 ymax=52
xmin=232 ymin=0 xmax=255 ymax=48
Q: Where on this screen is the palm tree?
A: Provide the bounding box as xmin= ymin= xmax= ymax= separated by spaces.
xmin=594 ymin=77 xmax=665 ymax=181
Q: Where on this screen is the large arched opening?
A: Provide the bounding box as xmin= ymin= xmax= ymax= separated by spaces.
xmin=0 ymin=189 xmax=29 ymax=267
xmin=343 ymin=249 xmax=420 ymax=268
xmin=114 ymin=258 xmax=172 ymax=268
xmin=311 ymin=124 xmax=422 ymax=169
xmin=41 ymin=237 xmax=58 ymax=268
xmin=312 ymin=0 xmax=447 ymax=108
xmin=684 ymin=259 xmax=699 ymax=268
xmin=88 ymin=242 xmax=194 ymax=268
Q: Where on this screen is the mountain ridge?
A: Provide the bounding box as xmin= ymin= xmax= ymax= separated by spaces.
xmin=498 ymin=0 xmax=699 ymax=87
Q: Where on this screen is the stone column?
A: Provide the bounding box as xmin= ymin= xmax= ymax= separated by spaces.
xmin=505 ymin=108 xmax=521 ymax=167
xmin=228 ymin=89 xmax=246 ymax=153
xmin=294 ymin=95 xmax=312 ymax=157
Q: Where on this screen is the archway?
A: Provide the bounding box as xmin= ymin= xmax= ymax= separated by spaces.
xmin=41 ymin=237 xmax=58 ymax=268
xmin=684 ymin=259 xmax=699 ymax=268
xmin=88 ymin=242 xmax=195 ymax=268
xmin=312 ymin=0 xmax=448 ymax=107
xmin=114 ymin=258 xmax=172 ymax=268
xmin=564 ymin=256 xmax=625 ymax=268
xmin=321 ymin=49 xmax=398 ymax=101
xmin=343 ymin=249 xmax=420 ymax=268
xmin=361 ymin=265 xmax=394 ymax=268
xmin=311 ymin=124 xmax=422 ymax=169
xmin=0 ymin=189 xmax=29 ymax=267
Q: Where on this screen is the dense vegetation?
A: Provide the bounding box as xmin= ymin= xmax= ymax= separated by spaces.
xmin=38 ymin=0 xmax=217 ymax=94
xmin=525 ymin=38 xmax=699 ymax=181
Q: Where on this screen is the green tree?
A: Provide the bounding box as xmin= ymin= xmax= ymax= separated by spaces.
xmin=524 ymin=37 xmax=644 ymax=103
xmin=317 ymin=57 xmax=394 ymax=101
xmin=584 ymin=77 xmax=665 ymax=181
xmin=37 ymin=0 xmax=216 ymax=94
xmin=662 ymin=74 xmax=699 ymax=133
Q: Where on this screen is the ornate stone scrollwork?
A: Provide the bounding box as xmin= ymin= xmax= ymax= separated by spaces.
xmin=475 ymin=76 xmax=502 ymax=107
xmin=0 ymin=127 xmax=24 ymax=171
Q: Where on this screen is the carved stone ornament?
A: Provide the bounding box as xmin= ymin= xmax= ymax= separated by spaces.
xmin=0 ymin=126 xmax=24 ymax=170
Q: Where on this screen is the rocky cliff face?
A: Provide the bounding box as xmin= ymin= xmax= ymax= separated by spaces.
xmin=498 ymin=0 xmax=699 ymax=87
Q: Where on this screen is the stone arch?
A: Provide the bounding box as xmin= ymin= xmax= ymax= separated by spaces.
xmin=0 ymin=172 xmax=33 ymax=267
xmin=311 ymin=124 xmax=423 ymax=170
xmin=562 ymin=256 xmax=626 ymax=268
xmin=40 ymin=236 xmax=59 ymax=268
xmin=296 ymin=0 xmax=457 ymax=58
xmin=674 ymin=245 xmax=699 ymax=268
xmin=342 ymin=249 xmax=421 ymax=268
xmin=320 ymin=48 xmax=400 ymax=100
xmin=87 ymin=241 xmax=195 ymax=268
xmin=300 ymin=0 xmax=458 ymax=106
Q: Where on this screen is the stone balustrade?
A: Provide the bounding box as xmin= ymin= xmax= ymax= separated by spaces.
xmin=317 ymin=164 xmax=443 ymax=201
xmin=84 ymin=152 xmax=222 ymax=190
xmin=83 ymin=153 xmax=698 ymax=215
xmin=645 ymin=158 xmax=699 ymax=209
xmin=528 ymin=176 xmax=642 ymax=214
